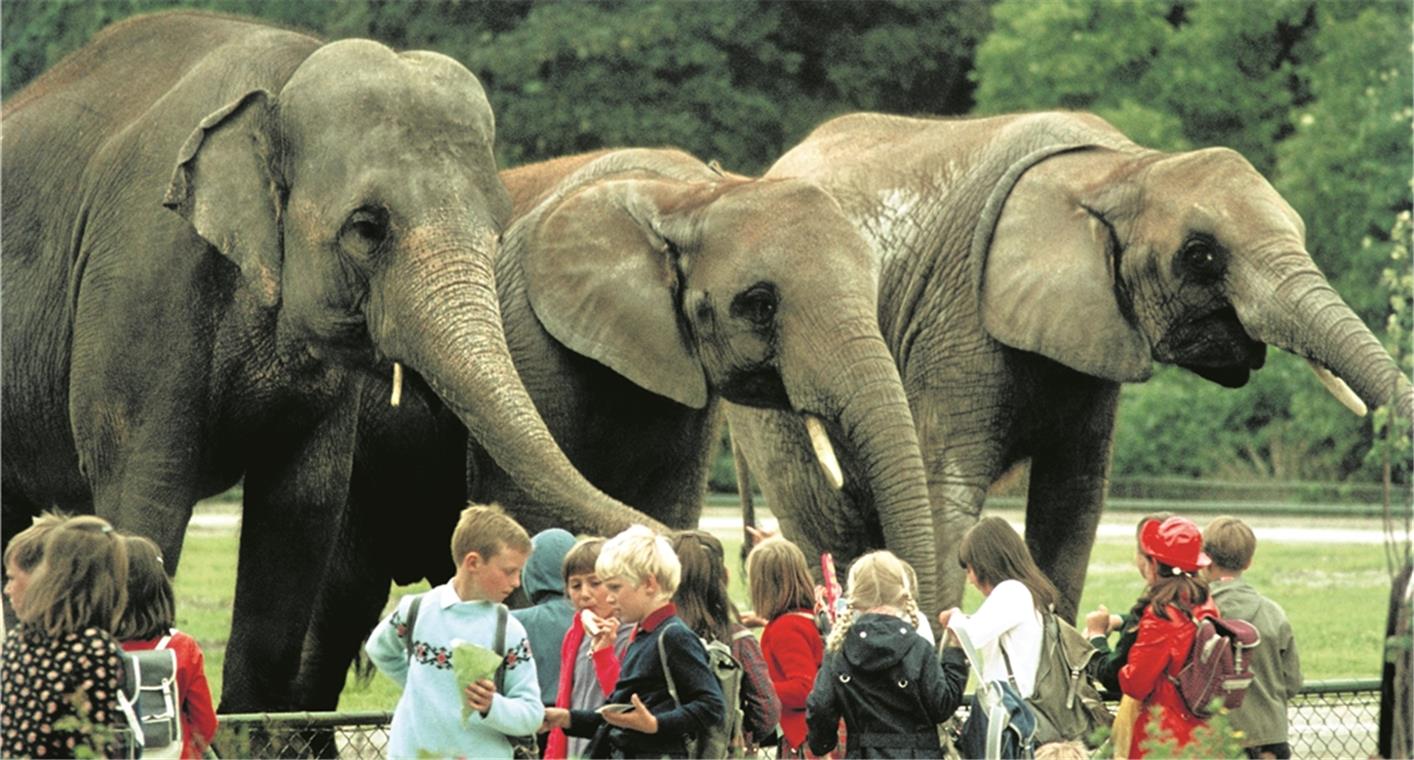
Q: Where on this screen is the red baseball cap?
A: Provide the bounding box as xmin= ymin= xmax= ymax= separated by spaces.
xmin=1139 ymin=516 xmax=1211 ymax=574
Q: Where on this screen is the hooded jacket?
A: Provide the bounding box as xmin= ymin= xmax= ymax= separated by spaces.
xmin=511 ymin=529 xmax=577 ymax=704
xmin=1210 ymin=578 xmax=1302 ymax=748
xmin=805 ymin=613 xmax=968 ymax=758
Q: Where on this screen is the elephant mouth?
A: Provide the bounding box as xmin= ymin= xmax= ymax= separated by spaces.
xmin=719 ymin=366 xmax=790 ymax=409
xmin=1161 ymin=307 xmax=1267 ymax=387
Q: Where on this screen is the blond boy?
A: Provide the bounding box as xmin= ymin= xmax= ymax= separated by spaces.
xmin=541 ymin=525 xmax=724 ymax=757
xmin=366 ymin=504 xmax=543 ymax=759
xmin=1203 ymin=516 xmax=1302 ymax=759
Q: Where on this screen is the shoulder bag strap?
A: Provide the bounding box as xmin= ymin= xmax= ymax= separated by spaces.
xmin=402 ymin=593 xmax=423 ymax=661
xmin=494 ymin=603 xmax=510 ymax=693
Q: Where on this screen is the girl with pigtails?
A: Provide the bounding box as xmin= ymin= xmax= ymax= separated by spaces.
xmin=804 ymin=551 xmax=968 ymax=758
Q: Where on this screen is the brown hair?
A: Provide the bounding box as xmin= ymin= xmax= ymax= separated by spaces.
xmin=19 ymin=516 xmax=129 ymax=636
xmin=113 ymin=534 xmax=175 ymax=641
xmin=957 ymin=516 xmax=1058 ymax=614
xmin=1203 ymin=516 xmax=1256 ymax=571
xmin=3 ymin=512 xmax=67 ymax=574
xmin=1132 ymin=561 xmax=1210 ymax=621
xmin=746 ymin=537 xmax=817 ymax=621
xmin=669 ymin=530 xmax=738 ymax=642
xmin=451 ymin=503 xmax=531 ymax=565
xmin=562 ymin=537 xmax=606 ymax=583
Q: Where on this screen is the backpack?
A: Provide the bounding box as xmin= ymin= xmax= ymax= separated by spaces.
xmin=954 ymin=625 xmax=1036 ymax=760
xmin=658 ymin=620 xmax=745 ymax=759
xmin=117 ymin=632 xmax=183 ymax=759
xmin=1002 ymin=614 xmax=1113 ymax=747
xmin=1169 ymin=614 xmax=1261 ymax=718
xmin=401 ymin=595 xmax=539 ymax=759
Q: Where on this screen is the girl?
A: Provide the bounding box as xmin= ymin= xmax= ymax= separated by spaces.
xmin=806 ymin=550 xmax=967 ymax=758
xmin=543 ymin=537 xmax=632 ymax=759
xmin=2 ymin=512 xmax=66 ymax=618
xmin=1 ymin=515 xmax=130 ymax=758
xmin=669 ymin=530 xmax=782 ymax=753
xmin=747 ymin=537 xmax=824 ymax=757
xmin=115 ymin=534 xmax=219 ymax=759
xmin=1116 ymin=516 xmax=1218 ymax=758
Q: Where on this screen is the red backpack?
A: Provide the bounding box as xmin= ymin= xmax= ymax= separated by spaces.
xmin=1170 ymin=615 xmax=1261 ymax=718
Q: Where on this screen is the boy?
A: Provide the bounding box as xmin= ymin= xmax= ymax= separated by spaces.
xmin=541 ymin=525 xmax=724 ymax=758
xmin=366 ymin=504 xmax=543 ymax=759
xmin=1203 ymin=516 xmax=1303 ymax=759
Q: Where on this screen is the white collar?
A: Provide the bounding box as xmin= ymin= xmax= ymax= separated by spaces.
xmin=434 ymin=582 xmax=495 ymax=610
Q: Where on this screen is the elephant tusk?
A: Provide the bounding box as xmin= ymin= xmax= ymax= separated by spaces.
xmin=1305 ymin=358 xmax=1366 ymax=417
xmin=804 ymin=415 xmax=844 ymax=491
xmin=390 ymin=362 xmax=403 ymax=407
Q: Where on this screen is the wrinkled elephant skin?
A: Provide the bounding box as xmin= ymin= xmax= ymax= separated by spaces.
xmin=1 ymin=11 xmax=637 ymax=712
xmin=729 ymin=111 xmax=1414 ymax=622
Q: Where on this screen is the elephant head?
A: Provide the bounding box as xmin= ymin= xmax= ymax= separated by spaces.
xmin=162 ymin=40 xmax=634 ymax=524
xmin=981 ymin=141 xmax=1413 ymax=422
xmin=508 ymin=150 xmax=939 ymax=609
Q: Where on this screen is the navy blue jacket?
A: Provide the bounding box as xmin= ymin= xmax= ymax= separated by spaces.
xmin=567 ymin=604 xmax=725 ymax=758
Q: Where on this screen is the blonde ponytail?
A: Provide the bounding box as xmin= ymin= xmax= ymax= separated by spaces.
xmin=826 ymin=606 xmax=857 ymax=652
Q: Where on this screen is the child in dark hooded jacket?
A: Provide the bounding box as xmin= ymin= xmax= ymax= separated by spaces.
xmin=805 ymin=551 xmax=967 ymax=758
xmin=512 ymin=528 xmax=578 ymax=708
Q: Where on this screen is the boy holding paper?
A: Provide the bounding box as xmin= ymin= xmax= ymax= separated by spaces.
xmin=366 ymin=503 xmax=544 ymax=759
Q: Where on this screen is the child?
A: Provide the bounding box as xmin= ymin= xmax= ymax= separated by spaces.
xmin=806 ymin=550 xmax=968 ymax=757
xmin=114 ymin=534 xmax=219 ymax=759
xmin=1083 ymin=513 xmax=1172 ymax=693
xmin=1203 ymin=516 xmax=1303 ymax=760
xmin=747 ymin=536 xmax=825 ymax=757
xmin=512 ymin=528 xmax=578 ymax=711
xmin=669 ymin=530 xmax=781 ymax=752
xmin=939 ymin=516 xmax=1059 ymax=700
xmin=542 ymin=525 xmax=724 ymax=758
xmin=2 ymin=511 xmax=66 ymax=618
xmin=365 ymin=503 xmax=543 ymax=759
xmin=544 ymin=537 xmax=632 ymax=759
xmin=1116 ymin=516 xmax=1219 ymax=759
xmin=2 ymin=515 xmax=130 ymax=758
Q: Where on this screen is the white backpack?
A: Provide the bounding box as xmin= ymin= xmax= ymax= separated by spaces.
xmin=118 ymin=632 xmax=183 ymax=759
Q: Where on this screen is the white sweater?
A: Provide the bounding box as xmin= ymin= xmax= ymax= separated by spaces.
xmin=947 ymin=579 xmax=1044 ymax=697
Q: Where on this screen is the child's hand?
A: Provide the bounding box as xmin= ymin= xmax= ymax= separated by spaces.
xmin=1084 ymin=605 xmax=1112 ymax=638
xmin=466 ymin=678 xmax=496 ymax=715
xmin=937 ymin=607 xmax=959 ymax=630
xmin=745 ymin=525 xmax=778 ymax=546
xmin=541 ymin=707 xmax=571 ymax=732
xmin=600 ymin=693 xmax=657 ymax=734
xmin=739 ymin=611 xmax=768 ymax=628
xmin=590 ymin=616 xmax=620 ymax=652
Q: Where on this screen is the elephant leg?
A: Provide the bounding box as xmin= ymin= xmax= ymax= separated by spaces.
xmin=220 ymin=403 xmax=358 ymax=713
xmin=1023 ymin=380 xmax=1121 ymax=622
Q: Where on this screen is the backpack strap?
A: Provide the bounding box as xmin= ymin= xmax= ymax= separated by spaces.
xmin=401 ymin=593 xmax=423 ymax=661
xmin=657 ymin=619 xmax=682 ymax=708
xmin=997 ymin=639 xmax=1023 ymax=695
xmin=156 ymin=630 xmax=173 ymax=651
xmin=494 ymin=603 xmax=509 ymax=693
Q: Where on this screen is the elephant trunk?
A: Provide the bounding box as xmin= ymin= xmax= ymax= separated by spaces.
xmin=788 ymin=309 xmax=939 ymax=616
xmin=1233 ymin=251 xmax=1414 ymax=421
xmin=372 ymin=224 xmax=661 ymax=532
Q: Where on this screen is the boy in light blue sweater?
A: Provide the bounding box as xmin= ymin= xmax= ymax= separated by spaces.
xmin=366 ymin=504 xmax=544 ymax=759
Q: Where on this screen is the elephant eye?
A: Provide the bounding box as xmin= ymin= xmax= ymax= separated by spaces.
xmin=1178 ymin=235 xmax=1224 ymax=282
xmin=339 ymin=207 xmax=389 ymax=258
xmin=731 ymin=283 xmax=778 ymax=327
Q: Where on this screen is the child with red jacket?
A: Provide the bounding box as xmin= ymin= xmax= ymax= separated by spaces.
xmin=747 ymin=537 xmax=826 ymax=757
xmin=116 ymin=535 xmax=219 ymax=759
xmin=1118 ymin=516 xmax=1220 ymax=758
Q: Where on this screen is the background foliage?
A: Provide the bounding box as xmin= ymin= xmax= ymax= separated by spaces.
xmin=4 ymin=0 xmax=1409 ymax=485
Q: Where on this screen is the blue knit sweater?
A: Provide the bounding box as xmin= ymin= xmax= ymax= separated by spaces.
xmin=366 ymin=584 xmax=544 ymax=759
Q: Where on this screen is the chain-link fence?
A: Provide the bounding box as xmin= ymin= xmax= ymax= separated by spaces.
xmin=213 ymin=679 xmax=1380 ymax=759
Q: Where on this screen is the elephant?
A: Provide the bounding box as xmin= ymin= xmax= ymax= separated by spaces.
xmin=727 ymin=110 xmax=1414 ymax=622
xmin=288 ymin=146 xmax=938 ymax=709
xmin=0 ymin=11 xmax=649 ymax=712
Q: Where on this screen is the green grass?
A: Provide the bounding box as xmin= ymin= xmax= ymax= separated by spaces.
xmin=175 ymin=529 xmax=1387 ymax=714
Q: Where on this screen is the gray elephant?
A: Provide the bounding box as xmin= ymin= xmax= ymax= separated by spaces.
xmin=0 ymin=11 xmax=644 ymax=712
xmin=290 ymin=147 xmax=938 ymax=709
xmin=728 ymin=111 xmax=1414 ymax=621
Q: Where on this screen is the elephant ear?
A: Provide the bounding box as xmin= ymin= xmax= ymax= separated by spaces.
xmin=163 ymin=90 xmax=282 ymax=309
xmin=522 ymin=178 xmax=710 ymax=409
xmin=980 ymin=147 xmax=1153 ymax=382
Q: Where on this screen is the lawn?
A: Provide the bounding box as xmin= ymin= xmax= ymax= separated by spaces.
xmin=173 ymin=525 xmax=1391 ymax=713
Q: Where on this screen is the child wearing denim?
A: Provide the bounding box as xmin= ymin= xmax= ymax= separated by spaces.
xmin=1204 ymin=516 xmax=1302 ymax=760
xmin=542 ymin=525 xmax=724 ymax=758
xmin=366 ymin=504 xmax=543 ymax=759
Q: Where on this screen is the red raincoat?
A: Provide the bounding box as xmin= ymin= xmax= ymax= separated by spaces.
xmin=1117 ymin=600 xmax=1220 ymax=758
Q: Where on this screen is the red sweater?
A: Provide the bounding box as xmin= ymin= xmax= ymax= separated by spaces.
xmin=1118 ymin=601 xmax=1220 ymax=758
xmin=543 ymin=616 xmax=623 ymax=759
xmin=121 ymin=629 xmax=218 ymax=760
xmin=761 ymin=611 xmax=823 ymax=749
